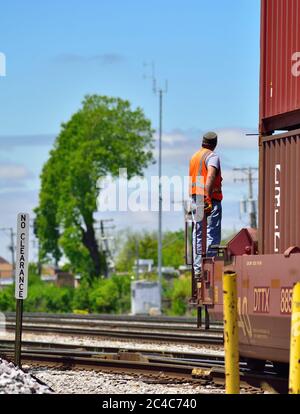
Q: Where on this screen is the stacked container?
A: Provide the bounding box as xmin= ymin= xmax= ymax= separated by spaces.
xmin=259 ymin=0 xmax=300 ymax=254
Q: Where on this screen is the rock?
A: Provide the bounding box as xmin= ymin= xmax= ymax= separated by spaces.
xmin=0 ymin=358 xmax=52 ymax=394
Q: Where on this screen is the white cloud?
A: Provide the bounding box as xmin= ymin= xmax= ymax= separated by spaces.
xmin=215 ymin=128 xmax=258 ymax=150
xmin=0 ymin=164 xmax=32 ymax=180
xmin=160 ymin=131 xmax=188 ymax=145
xmin=152 ymin=127 xmax=258 ymax=167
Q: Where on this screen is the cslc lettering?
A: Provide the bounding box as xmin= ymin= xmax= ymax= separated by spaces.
xmin=274 ymin=164 xmax=281 ymax=253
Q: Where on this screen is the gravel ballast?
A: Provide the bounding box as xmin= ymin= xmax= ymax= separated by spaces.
xmin=30 ymin=368 xmax=263 ymax=394
xmin=30 ymin=368 xmax=224 ymax=394
xmin=1 ymin=331 xmax=223 ymax=355
xmin=0 ymin=358 xmax=53 ymax=394
xmin=1 ymin=332 xmax=265 ymax=394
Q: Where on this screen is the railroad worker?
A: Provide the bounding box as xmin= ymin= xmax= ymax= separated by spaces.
xmin=189 ymin=131 xmax=223 ymax=279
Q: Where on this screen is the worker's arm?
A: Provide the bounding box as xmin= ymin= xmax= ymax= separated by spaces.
xmin=205 ymin=166 xmax=218 ymax=198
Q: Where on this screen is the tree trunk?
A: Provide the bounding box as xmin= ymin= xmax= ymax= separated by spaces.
xmin=82 ymin=223 xmax=106 ymax=278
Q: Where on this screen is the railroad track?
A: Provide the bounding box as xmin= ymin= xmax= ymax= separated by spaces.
xmin=0 ymin=339 xmax=224 ymax=364
xmin=4 ymin=317 xmax=223 ymax=332
xmin=4 ymin=312 xmax=223 ymax=326
xmin=3 ymin=322 xmax=224 ymax=345
xmin=0 ymin=340 xmax=288 ymax=393
xmin=2 ymin=313 xmax=224 ymax=345
xmin=3 ymin=312 xmax=223 ymax=331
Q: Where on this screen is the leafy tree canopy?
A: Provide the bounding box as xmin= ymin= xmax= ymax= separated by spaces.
xmin=35 ymin=95 xmax=154 ymax=281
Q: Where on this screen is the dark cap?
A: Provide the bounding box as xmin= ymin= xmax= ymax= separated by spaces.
xmin=202 ymin=131 xmax=218 ymax=147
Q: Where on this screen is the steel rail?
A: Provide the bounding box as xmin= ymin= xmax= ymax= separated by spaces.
xmin=0 ymin=339 xmax=224 ymax=364
xmin=3 ymin=312 xmax=223 ymax=326
xmin=3 ymin=316 xmax=223 ymax=333
xmin=0 ymin=345 xmax=287 ymax=393
xmin=0 ymin=349 xmax=222 ymax=384
xmin=3 ymin=323 xmax=224 ymax=345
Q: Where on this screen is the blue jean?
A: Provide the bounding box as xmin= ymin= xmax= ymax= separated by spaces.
xmin=192 ymin=200 xmax=222 ymax=275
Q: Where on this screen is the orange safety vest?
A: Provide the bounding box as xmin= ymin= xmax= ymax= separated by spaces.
xmin=189 ymin=148 xmax=223 ymax=201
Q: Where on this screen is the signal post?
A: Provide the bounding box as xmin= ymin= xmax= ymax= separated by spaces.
xmin=14 ymin=213 xmax=30 ymax=367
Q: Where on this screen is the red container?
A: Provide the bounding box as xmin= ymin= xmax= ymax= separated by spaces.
xmin=260 ymin=0 xmax=300 ymax=133
xmin=259 ymin=129 xmax=300 ymax=254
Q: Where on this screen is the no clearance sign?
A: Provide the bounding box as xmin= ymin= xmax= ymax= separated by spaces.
xmin=15 ymin=213 xmax=29 ymax=300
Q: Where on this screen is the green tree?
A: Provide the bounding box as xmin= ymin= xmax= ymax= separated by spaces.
xmin=169 ymin=274 xmax=191 ymax=316
xmin=35 ymin=95 xmax=154 ymax=281
xmin=116 ymin=229 xmax=185 ymax=272
xmin=116 ymin=230 xmax=157 ymax=272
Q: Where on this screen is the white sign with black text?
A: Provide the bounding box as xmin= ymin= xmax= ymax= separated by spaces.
xmin=15 ymin=213 xmax=29 ymax=300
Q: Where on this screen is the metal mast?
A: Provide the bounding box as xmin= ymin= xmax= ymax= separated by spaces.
xmin=158 ymin=88 xmax=163 ymax=298
xmin=144 ymin=62 xmax=167 ymax=312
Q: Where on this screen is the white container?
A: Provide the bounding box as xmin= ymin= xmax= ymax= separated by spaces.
xmin=131 ymin=280 xmax=161 ymax=315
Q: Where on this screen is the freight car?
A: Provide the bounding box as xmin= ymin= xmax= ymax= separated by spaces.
xmin=188 ymin=0 xmax=300 ymax=373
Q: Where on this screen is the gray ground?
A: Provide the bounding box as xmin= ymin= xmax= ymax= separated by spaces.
xmin=0 ymin=358 xmax=52 ymax=394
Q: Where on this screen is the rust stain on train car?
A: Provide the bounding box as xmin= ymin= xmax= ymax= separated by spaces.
xmin=271 ymin=279 xmax=281 ymax=289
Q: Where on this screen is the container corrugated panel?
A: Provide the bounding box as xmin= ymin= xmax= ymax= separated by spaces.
xmin=260 ymin=0 xmax=300 ymax=131
xmin=259 ymin=129 xmax=300 ymax=254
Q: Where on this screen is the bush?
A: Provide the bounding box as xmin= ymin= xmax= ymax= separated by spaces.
xmin=0 ymin=282 xmax=74 ymax=314
xmin=71 ymin=274 xmax=132 ymax=314
xmin=168 ymin=274 xmax=191 ymax=316
xmin=110 ymin=274 xmax=132 ymax=314
xmin=89 ymin=278 xmax=119 ymax=313
xmin=72 ymin=279 xmax=91 ymax=312
xmin=0 ymin=285 xmax=15 ymax=312
xmin=0 ymin=266 xmax=194 ymax=316
xmin=24 ymin=283 xmax=73 ymax=313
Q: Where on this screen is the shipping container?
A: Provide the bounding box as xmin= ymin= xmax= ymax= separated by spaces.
xmin=258 ymin=129 xmax=300 ymax=254
xmin=260 ymin=0 xmax=300 ymax=133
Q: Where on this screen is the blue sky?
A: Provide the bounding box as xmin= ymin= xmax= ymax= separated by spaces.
xmin=0 ymin=0 xmax=261 ymax=262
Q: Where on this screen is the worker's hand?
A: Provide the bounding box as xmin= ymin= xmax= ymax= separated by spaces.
xmin=204 ymin=196 xmax=213 ymax=216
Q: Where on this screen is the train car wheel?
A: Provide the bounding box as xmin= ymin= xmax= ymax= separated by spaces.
xmin=246 ymin=358 xmax=266 ymax=372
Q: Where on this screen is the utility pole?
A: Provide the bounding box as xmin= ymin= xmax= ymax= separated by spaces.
xmin=0 ymin=227 xmax=15 ymax=281
xmin=135 ymin=238 xmax=139 ymax=281
xmin=234 ymin=167 xmax=258 ymax=228
xmin=144 ymin=62 xmax=168 ymax=313
xmin=98 ymin=219 xmax=115 ymax=278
